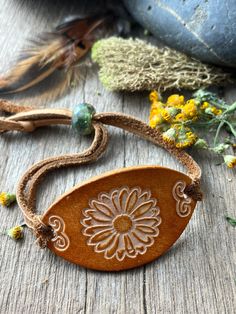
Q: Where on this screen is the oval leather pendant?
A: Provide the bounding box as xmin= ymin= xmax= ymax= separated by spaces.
xmin=42 ymin=166 xmax=197 ymax=271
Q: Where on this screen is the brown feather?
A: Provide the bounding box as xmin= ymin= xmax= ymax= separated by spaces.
xmin=0 ymin=15 xmax=108 ymax=101
xmin=34 ymin=65 xmax=82 ymax=104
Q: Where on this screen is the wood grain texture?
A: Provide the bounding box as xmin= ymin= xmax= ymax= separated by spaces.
xmin=0 ymin=1 xmax=235 ymax=313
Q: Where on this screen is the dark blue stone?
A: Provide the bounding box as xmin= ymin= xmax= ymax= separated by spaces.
xmin=72 ymin=103 xmax=96 ymax=135
xmin=123 ymin=0 xmax=236 ymax=67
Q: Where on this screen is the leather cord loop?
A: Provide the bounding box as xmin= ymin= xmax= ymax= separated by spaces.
xmin=16 ymin=121 xmax=109 ymax=247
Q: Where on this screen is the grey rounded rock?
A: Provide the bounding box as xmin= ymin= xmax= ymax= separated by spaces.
xmin=123 ymin=0 xmax=236 ymax=67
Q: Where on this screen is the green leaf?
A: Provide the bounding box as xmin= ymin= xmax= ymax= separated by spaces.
xmin=212 ymin=143 xmax=229 ymax=154
xmin=225 ymin=216 xmax=236 ymax=227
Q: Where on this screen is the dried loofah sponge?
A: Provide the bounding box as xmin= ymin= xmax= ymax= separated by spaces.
xmin=92 ymin=37 xmax=233 ymax=92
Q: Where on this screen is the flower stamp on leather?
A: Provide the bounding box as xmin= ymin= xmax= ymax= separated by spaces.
xmin=81 ymin=186 xmax=161 ymax=261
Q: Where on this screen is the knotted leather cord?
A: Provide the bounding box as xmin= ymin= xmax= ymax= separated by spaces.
xmin=0 ymin=99 xmax=202 ymax=247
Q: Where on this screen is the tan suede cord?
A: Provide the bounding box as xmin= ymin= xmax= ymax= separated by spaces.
xmin=17 ymin=122 xmax=109 ymax=247
xmin=0 ymin=99 xmax=202 ymax=247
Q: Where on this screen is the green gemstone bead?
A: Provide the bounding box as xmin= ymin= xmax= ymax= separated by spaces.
xmin=72 ymin=103 xmax=96 ymax=135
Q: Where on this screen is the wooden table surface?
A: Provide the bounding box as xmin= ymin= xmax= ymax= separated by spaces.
xmin=0 ymin=1 xmax=235 ymax=313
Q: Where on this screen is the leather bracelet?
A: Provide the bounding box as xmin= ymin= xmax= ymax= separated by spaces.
xmin=0 ymin=100 xmax=202 ymax=271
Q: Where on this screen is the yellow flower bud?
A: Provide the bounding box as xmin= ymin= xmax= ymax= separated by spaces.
xmin=149 ymin=114 xmax=164 ymax=128
xmin=174 ymin=113 xmax=187 ymax=122
xmin=7 ymin=226 xmax=24 ymax=240
xmin=162 ymin=128 xmax=177 ymax=143
xmin=175 ymin=126 xmax=197 ymax=148
xmin=224 ymin=155 xmax=236 ymax=168
xmin=209 ymin=106 xmax=222 ymax=116
xmin=200 ymin=101 xmax=209 ymax=109
xmin=149 ymin=90 xmax=159 ymax=103
xmin=0 ymin=192 xmax=16 ymax=207
xmin=182 ymin=99 xmax=198 ymax=119
xmin=166 ymin=94 xmax=185 ymax=108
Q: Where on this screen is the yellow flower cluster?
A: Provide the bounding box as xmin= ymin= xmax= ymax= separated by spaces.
xmin=200 ymin=101 xmax=222 ymax=115
xmin=162 ymin=125 xmax=197 ymax=148
xmin=149 ymin=91 xmax=198 ymax=148
xmin=149 ymin=91 xmax=225 ymax=149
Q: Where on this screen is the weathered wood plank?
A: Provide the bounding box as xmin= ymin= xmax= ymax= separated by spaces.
xmin=0 ymin=1 xmax=235 ymax=314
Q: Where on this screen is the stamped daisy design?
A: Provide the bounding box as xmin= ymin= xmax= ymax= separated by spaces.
xmin=81 ymin=186 xmax=161 ymax=261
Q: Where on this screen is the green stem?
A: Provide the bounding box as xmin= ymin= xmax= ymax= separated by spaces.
xmin=224 ymin=120 xmax=236 ymax=137
xmin=223 ymin=102 xmax=236 ymax=115
xmin=213 ymin=120 xmax=225 ymax=146
xmin=191 ymin=120 xmax=216 ymax=127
